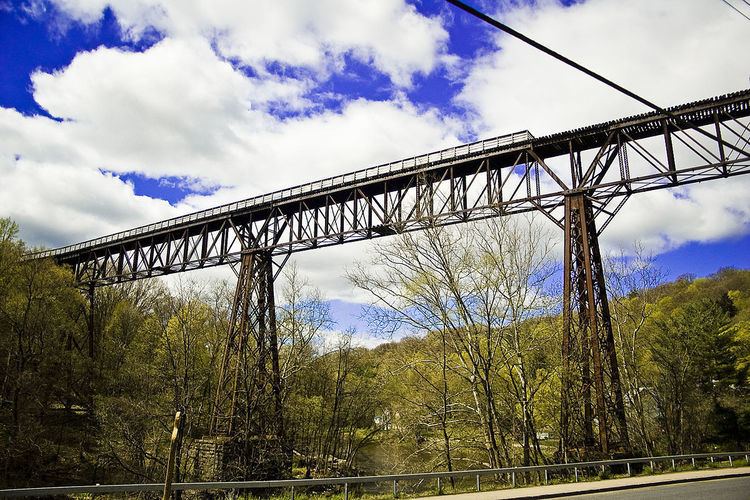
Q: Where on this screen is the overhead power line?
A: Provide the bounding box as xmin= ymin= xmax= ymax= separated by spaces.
xmin=445 ymin=0 xmax=667 ymax=115
xmin=721 ymin=0 xmax=750 ymax=22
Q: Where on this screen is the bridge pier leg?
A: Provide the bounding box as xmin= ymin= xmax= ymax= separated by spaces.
xmin=198 ymin=250 xmax=287 ymax=480
xmin=560 ymin=194 xmax=629 ymax=459
xmin=87 ymin=283 xmax=95 ymax=358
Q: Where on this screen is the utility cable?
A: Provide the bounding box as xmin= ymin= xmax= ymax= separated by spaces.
xmin=445 ymin=0 xmax=667 ymax=115
xmin=721 ymin=0 xmax=750 ymax=22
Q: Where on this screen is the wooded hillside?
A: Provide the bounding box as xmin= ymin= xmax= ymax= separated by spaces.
xmin=1 ymin=217 xmax=748 ymax=488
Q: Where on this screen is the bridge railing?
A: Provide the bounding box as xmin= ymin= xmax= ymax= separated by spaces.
xmin=1 ymin=451 xmax=747 ymax=498
xmin=29 ymin=130 xmax=534 ymax=260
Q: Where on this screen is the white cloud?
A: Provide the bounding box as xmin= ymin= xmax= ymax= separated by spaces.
xmin=0 ymin=156 xmax=174 ymax=248
xmin=2 ymin=0 xmax=749 ymax=309
xmin=46 ymin=0 xmax=449 ymax=87
xmin=0 ymin=34 xmax=462 ymax=295
xmin=602 ymin=177 xmax=750 ymax=255
xmin=17 ymin=36 xmax=462 ymax=191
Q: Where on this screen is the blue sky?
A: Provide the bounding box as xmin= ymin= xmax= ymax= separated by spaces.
xmin=1 ymin=0 xmax=749 ymax=338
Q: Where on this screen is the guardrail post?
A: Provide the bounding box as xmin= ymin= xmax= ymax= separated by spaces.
xmin=511 ymin=471 xmax=516 ymax=487
xmin=476 ymin=474 xmax=480 ymax=492
xmin=544 ymin=469 xmax=548 ymax=485
xmin=729 ymin=455 xmax=733 ymax=467
xmin=162 ymin=411 xmax=182 ymax=500
xmin=691 ymin=457 xmax=696 ymax=468
xmin=393 ymin=480 xmax=398 ymax=498
xmin=745 ymin=454 xmax=748 ymax=463
xmin=671 ymin=459 xmax=675 ymax=470
xmin=649 ymin=460 xmax=654 ymax=471
xmin=710 ymin=456 xmax=715 ymax=464
xmin=344 ymin=483 xmax=349 ymax=500
xmin=627 ymin=463 xmax=631 ymax=476
xmin=574 ymin=467 xmax=578 ymax=482
xmin=291 ymin=486 xmax=295 ymax=500
xmin=437 ymin=477 xmax=442 ymax=495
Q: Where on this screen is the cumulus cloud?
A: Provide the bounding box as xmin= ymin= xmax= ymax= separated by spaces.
xmin=46 ymin=0 xmax=449 ymax=87
xmin=2 ymin=0 xmax=749 ymax=311
xmin=458 ymin=0 xmax=750 ymax=136
xmin=0 ymin=31 xmax=462 ymax=300
xmin=0 ymin=156 xmax=175 ymax=248
xmin=17 ymin=36 xmax=462 ymax=190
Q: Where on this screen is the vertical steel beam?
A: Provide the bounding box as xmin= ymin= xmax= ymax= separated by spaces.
xmin=211 ymin=252 xmax=255 ymax=436
xmin=714 ymin=113 xmax=727 ymax=176
xmin=87 ymin=283 xmax=95 ymax=359
xmin=560 ymin=196 xmax=573 ymax=461
xmin=576 ymin=195 xmax=609 ymax=454
xmin=265 ymin=255 xmax=286 ymax=460
xmin=663 ymin=120 xmax=677 ymax=183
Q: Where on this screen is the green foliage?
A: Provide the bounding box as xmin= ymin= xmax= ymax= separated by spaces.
xmin=0 ymin=217 xmax=749 ymax=488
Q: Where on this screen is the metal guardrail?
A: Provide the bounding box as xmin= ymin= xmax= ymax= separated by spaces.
xmin=29 ymin=130 xmax=534 ymax=260
xmin=1 ymin=451 xmax=748 ymax=497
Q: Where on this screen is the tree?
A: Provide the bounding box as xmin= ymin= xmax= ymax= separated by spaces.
xmin=0 ymin=218 xmax=90 ymax=485
xmin=606 ymin=247 xmax=666 ymax=455
xmin=648 ymin=299 xmax=733 ymax=453
xmin=349 ymin=215 xmax=559 ymax=468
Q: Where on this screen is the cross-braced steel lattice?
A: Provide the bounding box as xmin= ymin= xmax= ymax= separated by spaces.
xmin=209 ymin=250 xmax=286 ymax=478
xmin=560 ymin=194 xmax=629 ymax=459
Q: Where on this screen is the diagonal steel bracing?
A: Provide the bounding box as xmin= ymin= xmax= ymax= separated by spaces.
xmin=209 ymin=250 xmax=286 ymax=477
xmin=561 ymin=194 xmax=629 ymax=458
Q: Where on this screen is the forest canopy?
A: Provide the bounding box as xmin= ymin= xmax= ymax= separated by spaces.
xmin=0 ymin=216 xmax=748 ymax=488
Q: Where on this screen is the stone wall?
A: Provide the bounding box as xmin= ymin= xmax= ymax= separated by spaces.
xmin=188 ymin=436 xmax=236 ymax=482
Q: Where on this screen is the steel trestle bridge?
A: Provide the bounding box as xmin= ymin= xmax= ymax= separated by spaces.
xmin=33 ymin=89 xmax=750 ymax=473
xmin=33 ymin=89 xmax=750 ymax=287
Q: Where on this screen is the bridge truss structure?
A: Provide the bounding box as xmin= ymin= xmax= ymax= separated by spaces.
xmin=34 ymin=89 xmax=750 ymax=462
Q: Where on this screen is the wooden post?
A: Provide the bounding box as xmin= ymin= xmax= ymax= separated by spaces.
xmin=163 ymin=412 xmax=183 ymax=500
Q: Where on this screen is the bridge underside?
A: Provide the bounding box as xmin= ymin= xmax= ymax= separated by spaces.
xmin=45 ymin=89 xmax=750 ymax=471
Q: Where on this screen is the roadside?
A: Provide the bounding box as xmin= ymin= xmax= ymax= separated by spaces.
xmin=417 ymin=467 xmax=750 ymax=500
